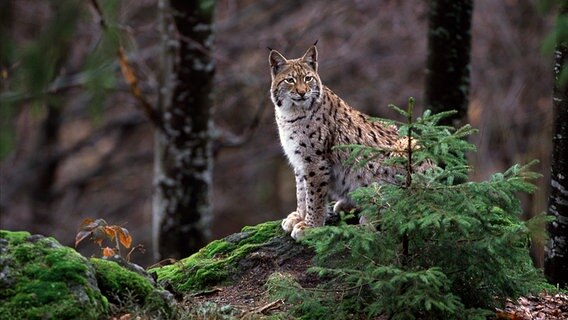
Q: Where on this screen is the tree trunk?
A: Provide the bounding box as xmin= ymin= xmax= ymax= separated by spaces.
xmin=153 ymin=0 xmax=215 ymax=260
xmin=425 ymin=0 xmax=473 ymax=128
xmin=545 ymin=4 xmax=568 ymax=289
xmin=29 ymin=103 xmax=61 ymax=227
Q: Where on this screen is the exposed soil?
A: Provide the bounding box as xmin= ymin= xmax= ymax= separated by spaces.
xmin=181 ymin=236 xmax=315 ymax=318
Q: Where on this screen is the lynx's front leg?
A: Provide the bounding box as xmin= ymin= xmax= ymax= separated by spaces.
xmin=290 ymin=160 xmax=329 ymax=240
xmin=282 ymin=169 xmax=308 ymax=233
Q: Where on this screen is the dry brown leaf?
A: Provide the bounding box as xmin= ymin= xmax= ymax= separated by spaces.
xmin=117 ymin=46 xmax=142 ymax=99
xmin=74 ymin=230 xmax=92 ymax=247
xmin=104 ymin=226 xmax=116 ymax=240
xmin=500 ymin=292 xmax=568 ymax=320
xmin=103 ymin=247 xmax=115 ymax=257
xmin=118 ymin=227 xmax=132 ymax=248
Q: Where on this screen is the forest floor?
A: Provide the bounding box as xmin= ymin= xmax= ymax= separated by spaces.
xmin=178 ymin=243 xmax=568 ymax=320
xmin=497 ymin=293 xmax=568 ymax=320
xmin=183 ymin=244 xmax=317 ymax=319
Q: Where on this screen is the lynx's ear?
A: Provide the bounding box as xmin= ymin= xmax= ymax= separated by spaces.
xmin=301 ymin=46 xmax=318 ymax=72
xmin=269 ymin=50 xmax=287 ymax=76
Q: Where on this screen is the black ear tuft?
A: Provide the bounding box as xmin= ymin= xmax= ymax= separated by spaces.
xmin=313 ymin=40 xmax=319 ymax=46
xmin=302 ymin=46 xmax=318 ymax=72
xmin=267 ymin=46 xmax=273 ymax=51
xmin=269 ymin=50 xmax=287 ymax=76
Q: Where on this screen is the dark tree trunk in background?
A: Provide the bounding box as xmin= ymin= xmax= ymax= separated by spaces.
xmin=425 ymin=0 xmax=473 ymax=127
xmin=545 ymin=4 xmax=568 ymax=289
xmin=5 ymin=1 xmax=80 ymax=230
xmin=153 ymin=0 xmax=215 ymax=260
xmin=29 ymin=103 xmax=61 ymax=226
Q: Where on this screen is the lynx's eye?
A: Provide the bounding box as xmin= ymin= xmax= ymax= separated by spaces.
xmin=304 ymin=76 xmax=314 ymax=82
xmin=284 ymin=77 xmax=296 ymax=84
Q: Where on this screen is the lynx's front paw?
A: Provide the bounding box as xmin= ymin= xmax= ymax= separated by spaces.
xmin=291 ymin=221 xmax=309 ymax=240
xmin=282 ymin=211 xmax=303 ymax=233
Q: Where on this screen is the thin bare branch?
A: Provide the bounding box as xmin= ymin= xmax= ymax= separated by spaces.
xmin=89 ymin=0 xmax=164 ymax=132
xmin=117 ymin=46 xmax=164 ymax=130
xmin=214 ymin=98 xmax=269 ymax=151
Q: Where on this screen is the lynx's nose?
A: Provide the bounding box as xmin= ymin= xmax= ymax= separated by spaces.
xmin=296 ymin=84 xmax=308 ymax=98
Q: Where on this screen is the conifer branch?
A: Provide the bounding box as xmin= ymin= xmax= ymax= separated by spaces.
xmin=278 ymin=106 xmax=547 ymax=319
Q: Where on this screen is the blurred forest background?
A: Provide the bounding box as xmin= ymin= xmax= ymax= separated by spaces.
xmin=0 ymin=0 xmax=555 ymax=267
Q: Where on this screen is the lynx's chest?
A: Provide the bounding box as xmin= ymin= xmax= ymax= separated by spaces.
xmin=275 ymin=107 xmax=329 ymax=170
xmin=277 ymin=126 xmax=304 ymax=169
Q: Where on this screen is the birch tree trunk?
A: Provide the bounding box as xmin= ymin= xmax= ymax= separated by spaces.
xmin=545 ymin=4 xmax=568 ymax=289
xmin=425 ymin=0 xmax=473 ymax=128
xmin=153 ymin=0 xmax=215 ymax=260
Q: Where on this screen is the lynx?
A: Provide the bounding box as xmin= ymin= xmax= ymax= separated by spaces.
xmin=269 ymin=45 xmax=420 ymax=240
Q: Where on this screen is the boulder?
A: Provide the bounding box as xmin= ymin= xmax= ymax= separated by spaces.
xmin=0 ymin=230 xmax=108 ymax=319
xmin=0 ymin=230 xmax=178 ymax=319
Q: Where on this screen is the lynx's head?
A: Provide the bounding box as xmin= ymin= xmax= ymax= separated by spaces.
xmin=269 ymin=46 xmax=322 ymax=109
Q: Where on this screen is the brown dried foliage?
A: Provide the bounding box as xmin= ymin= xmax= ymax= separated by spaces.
xmin=496 ymin=292 xmax=568 ymax=320
xmin=75 ymin=218 xmax=141 ymax=261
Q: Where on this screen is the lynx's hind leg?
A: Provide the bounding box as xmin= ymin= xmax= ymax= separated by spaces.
xmin=333 ymin=198 xmax=367 ymax=225
xmin=333 ymin=199 xmax=355 ymax=215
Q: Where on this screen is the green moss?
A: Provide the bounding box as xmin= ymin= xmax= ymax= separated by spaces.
xmin=91 ymin=258 xmax=154 ymax=303
xmin=152 ymin=220 xmax=281 ymax=293
xmin=0 ymin=230 xmax=108 ymax=320
xmin=202 ymin=239 xmax=234 ymax=258
xmin=0 ymin=230 xmax=31 ymax=243
xmin=8 ymin=280 xmax=86 ymax=319
xmin=241 ymin=220 xmax=282 ymax=243
xmin=90 ymin=258 xmax=174 ymax=318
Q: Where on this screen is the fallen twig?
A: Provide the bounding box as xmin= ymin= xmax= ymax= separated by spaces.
xmin=240 ymin=299 xmax=284 ymax=319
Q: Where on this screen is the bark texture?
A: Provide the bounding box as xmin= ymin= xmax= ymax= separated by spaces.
xmin=29 ymin=103 xmax=61 ymax=226
xmin=153 ymin=0 xmax=215 ymax=260
xmin=545 ymin=6 xmax=568 ymax=289
xmin=425 ymin=0 xmax=473 ymax=127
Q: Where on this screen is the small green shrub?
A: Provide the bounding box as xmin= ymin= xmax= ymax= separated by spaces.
xmin=270 ymin=100 xmax=553 ymax=320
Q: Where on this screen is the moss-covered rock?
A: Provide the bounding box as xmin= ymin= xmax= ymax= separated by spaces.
xmin=0 ymin=230 xmax=108 ymax=320
xmin=0 ymin=221 xmax=304 ymax=319
xmin=152 ymin=220 xmax=284 ymax=293
xmin=91 ymin=256 xmax=177 ymax=318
